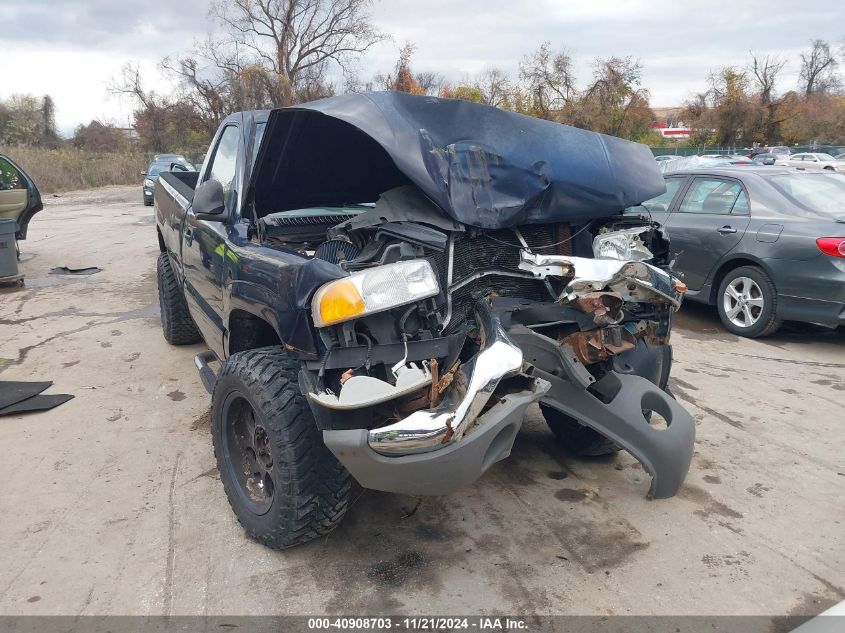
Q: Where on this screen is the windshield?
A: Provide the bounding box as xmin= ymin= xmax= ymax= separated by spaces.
xmin=816 ymin=154 xmax=836 ymax=162
xmin=766 ymin=173 xmax=845 ymax=215
xmin=147 ymin=164 xmax=168 ymax=177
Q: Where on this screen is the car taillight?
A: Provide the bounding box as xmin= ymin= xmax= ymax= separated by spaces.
xmin=816 ymin=237 xmax=845 ymax=258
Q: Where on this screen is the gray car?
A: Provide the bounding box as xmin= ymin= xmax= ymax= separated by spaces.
xmin=628 ymin=167 xmax=845 ymax=337
xmin=142 ymin=158 xmax=196 ymax=206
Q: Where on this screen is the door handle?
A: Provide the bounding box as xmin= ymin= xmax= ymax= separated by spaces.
xmin=184 ymin=227 xmax=194 ymax=246
xmin=717 ymin=226 xmax=737 ymax=235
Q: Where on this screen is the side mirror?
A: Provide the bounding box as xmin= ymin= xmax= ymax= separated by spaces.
xmin=141 ymin=171 xmax=147 ymax=176
xmin=193 ymin=179 xmax=226 ymax=221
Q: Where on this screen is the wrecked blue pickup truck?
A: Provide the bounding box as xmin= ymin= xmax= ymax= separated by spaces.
xmin=154 ymin=92 xmax=695 ymax=549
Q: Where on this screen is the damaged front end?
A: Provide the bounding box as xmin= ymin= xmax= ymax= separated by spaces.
xmin=298 ymin=211 xmax=695 ymax=499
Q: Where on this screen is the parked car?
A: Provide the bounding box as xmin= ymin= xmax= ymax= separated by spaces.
xmin=153 ymin=93 xmax=695 ymax=549
xmin=143 ymin=160 xmax=196 ymax=206
xmin=629 ymin=167 xmax=845 ymax=337
xmin=153 ymin=154 xmax=196 ymax=171
xmin=787 ymin=153 xmax=845 ymax=172
xmin=751 ymin=152 xmax=787 ymax=166
xmin=0 ymin=154 xmax=43 ymax=242
xmin=750 ymin=146 xmax=791 ymax=158
xmin=655 ymin=155 xmax=680 ymax=163
xmin=700 ymin=154 xmax=754 ymax=166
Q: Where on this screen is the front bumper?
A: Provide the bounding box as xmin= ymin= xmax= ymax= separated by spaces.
xmin=366 ymin=294 xmax=528 ymax=455
xmin=323 ymin=380 xmax=548 ymax=496
xmin=314 ymin=295 xmax=696 ymax=498
xmin=320 ymin=299 xmax=551 ymax=496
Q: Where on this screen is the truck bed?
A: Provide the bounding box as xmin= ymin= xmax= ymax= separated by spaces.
xmin=159 ymin=171 xmax=199 ymax=203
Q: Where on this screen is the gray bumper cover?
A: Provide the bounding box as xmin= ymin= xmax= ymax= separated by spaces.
xmin=318 ymin=298 xmax=695 ymax=499
xmin=323 ymin=380 xmax=549 ymax=496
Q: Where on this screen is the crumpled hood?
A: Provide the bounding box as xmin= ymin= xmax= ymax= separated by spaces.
xmin=251 ymin=91 xmax=665 ymax=229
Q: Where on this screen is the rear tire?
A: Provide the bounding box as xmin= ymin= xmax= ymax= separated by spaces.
xmin=156 ymin=252 xmax=201 ymax=345
xmin=716 ymin=266 xmax=781 ymax=337
xmin=540 ymin=404 xmax=620 ymax=457
xmin=212 ymin=347 xmax=351 ymax=549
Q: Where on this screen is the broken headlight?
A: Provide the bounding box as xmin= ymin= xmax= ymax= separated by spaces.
xmin=593 ymin=227 xmax=654 ymax=262
xmin=312 ymin=260 xmax=440 ymax=327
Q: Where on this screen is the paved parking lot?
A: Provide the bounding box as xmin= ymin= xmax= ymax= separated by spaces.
xmin=1 ymin=187 xmax=843 ymax=616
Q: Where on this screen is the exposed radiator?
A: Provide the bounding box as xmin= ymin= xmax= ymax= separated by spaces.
xmin=434 ymin=223 xmax=572 ymax=332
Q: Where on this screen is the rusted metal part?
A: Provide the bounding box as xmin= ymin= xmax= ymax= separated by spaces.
xmin=570 ymin=291 xmax=624 ymax=325
xmin=442 ymin=419 xmax=454 ymax=444
xmin=673 ymin=280 xmax=688 ymax=294
xmin=562 ymin=325 xmax=643 ymax=365
xmin=434 ymin=361 xmax=460 ymax=399
xmin=428 ymin=358 xmax=440 ymax=407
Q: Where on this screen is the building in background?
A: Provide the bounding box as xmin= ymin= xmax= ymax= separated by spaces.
xmin=651 ymin=106 xmax=691 ymax=139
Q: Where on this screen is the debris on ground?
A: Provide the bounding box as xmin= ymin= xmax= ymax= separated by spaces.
xmin=0 ymin=380 xmax=74 ymax=416
xmin=49 ymin=266 xmax=102 ymax=275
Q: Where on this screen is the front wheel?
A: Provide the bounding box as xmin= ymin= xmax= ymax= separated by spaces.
xmin=717 ymin=266 xmax=781 ymax=337
xmin=212 ymin=347 xmax=351 ymax=549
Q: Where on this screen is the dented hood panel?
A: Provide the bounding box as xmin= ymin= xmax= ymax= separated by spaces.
xmin=251 ymin=92 xmax=666 ymax=229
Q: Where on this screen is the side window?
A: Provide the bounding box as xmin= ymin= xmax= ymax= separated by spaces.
xmin=678 ymin=178 xmax=742 ymax=215
xmin=0 ymin=157 xmax=25 ymax=191
xmin=251 ymin=123 xmax=266 ymax=166
xmin=640 ymin=178 xmax=683 ymax=213
xmin=731 ymin=189 xmax=750 ymax=215
xmin=204 ymin=125 xmax=240 ymax=212
xmin=626 ymin=178 xmax=683 ymax=215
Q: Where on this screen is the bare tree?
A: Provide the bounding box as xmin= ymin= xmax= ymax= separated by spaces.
xmin=474 ymin=68 xmax=511 ymax=108
xmin=799 ymin=39 xmax=840 ymax=97
xmin=747 ymin=52 xmax=791 ymax=143
xmin=415 ymin=71 xmax=445 ymax=97
xmin=518 ymin=42 xmax=575 ymax=119
xmin=109 ymin=63 xmax=160 ymax=111
xmin=576 ymin=57 xmax=652 ymax=138
xmin=161 ymin=54 xmax=230 ymax=134
xmin=211 ymin=0 xmax=387 ymax=105
xmin=748 ymin=52 xmax=786 ymax=105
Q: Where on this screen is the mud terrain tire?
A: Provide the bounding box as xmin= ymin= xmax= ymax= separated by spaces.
xmin=156 ymin=252 xmax=202 ymax=345
xmin=212 ymin=347 xmax=351 ymax=549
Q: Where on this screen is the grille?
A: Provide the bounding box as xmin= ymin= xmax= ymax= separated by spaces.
xmin=433 ymin=223 xmax=572 ymax=333
xmin=447 ymin=275 xmax=548 ymax=332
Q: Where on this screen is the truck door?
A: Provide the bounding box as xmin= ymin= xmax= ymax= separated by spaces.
xmin=662 ymin=176 xmax=751 ymax=291
xmin=182 ymin=123 xmax=242 ymax=352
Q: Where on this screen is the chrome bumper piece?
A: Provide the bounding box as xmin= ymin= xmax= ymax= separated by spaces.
xmin=518 ymin=250 xmax=684 ymax=307
xmin=367 ymin=299 xmax=540 ymax=456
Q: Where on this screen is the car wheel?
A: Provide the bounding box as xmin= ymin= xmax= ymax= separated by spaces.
xmin=212 ymin=347 xmax=351 ymax=549
xmin=156 ymin=252 xmax=202 ymax=345
xmin=717 ymin=266 xmax=781 ymax=337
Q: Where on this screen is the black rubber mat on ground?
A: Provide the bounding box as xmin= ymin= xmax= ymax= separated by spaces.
xmin=0 ymin=394 xmax=74 ymax=416
xmin=49 ymin=266 xmax=102 ymax=275
xmin=0 ymin=381 xmax=52 ymax=410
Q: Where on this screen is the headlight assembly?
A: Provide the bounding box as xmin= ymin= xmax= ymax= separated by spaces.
xmin=144 ymin=178 xmax=154 ymax=188
xmin=312 ymin=260 xmax=440 ymax=327
xmin=593 ymin=227 xmax=654 ymax=262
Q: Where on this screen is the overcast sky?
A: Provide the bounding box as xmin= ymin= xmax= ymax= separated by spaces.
xmin=1 ymin=0 xmax=843 ymax=136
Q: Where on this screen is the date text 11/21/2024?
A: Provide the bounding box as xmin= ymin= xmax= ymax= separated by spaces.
xmin=306 ymin=617 xmax=528 ymax=630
